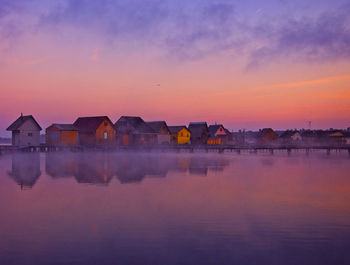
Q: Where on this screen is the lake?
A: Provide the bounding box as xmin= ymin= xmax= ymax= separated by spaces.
xmin=0 ymin=151 xmax=349 ymax=265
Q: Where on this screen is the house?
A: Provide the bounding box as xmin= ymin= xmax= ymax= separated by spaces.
xmin=115 ymin=116 xmax=156 ymax=146
xmin=279 ymin=130 xmax=302 ymax=144
xmin=207 ymin=124 xmax=230 ymax=145
xmin=301 ymin=130 xmax=316 ymax=145
xmin=145 ymin=121 xmax=171 ymax=145
xmin=73 ymin=116 xmax=116 ymax=146
xmin=188 ymin=122 xmax=209 ymax=145
xmin=344 ymin=132 xmax=350 ymax=145
xmin=46 ymin=124 xmax=78 ymax=146
xmin=6 ymin=114 xmax=42 ymax=147
xmin=168 ymin=126 xmax=191 ymax=144
xmin=328 ymin=130 xmax=346 ymax=145
xmin=257 ymin=128 xmax=278 ymax=145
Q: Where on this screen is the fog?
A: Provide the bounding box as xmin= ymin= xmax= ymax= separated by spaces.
xmin=0 ymin=151 xmax=350 ymax=265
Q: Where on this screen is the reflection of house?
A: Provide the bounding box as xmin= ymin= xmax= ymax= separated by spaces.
xmin=46 ymin=124 xmax=78 ymax=146
xmin=207 ymin=124 xmax=230 ymax=145
xmin=74 ymin=116 xmax=116 ymax=146
xmin=279 ymin=130 xmax=302 ymax=144
xmin=145 ymin=121 xmax=171 ymax=145
xmin=74 ymin=153 xmax=114 ymax=185
xmin=168 ymin=126 xmax=191 ymax=144
xmin=8 ymin=153 xmax=41 ymax=189
xmin=189 ymin=157 xmax=208 ymax=176
xmin=115 ymin=116 xmax=156 ymax=146
xmin=257 ymin=128 xmax=278 ymax=144
xmin=7 ymin=114 xmax=42 ymax=147
xmin=188 ymin=122 xmax=209 ymax=145
xmin=45 ymin=152 xmax=77 ymax=178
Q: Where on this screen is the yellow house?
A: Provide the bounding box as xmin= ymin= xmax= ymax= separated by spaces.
xmin=168 ymin=126 xmax=191 ymax=144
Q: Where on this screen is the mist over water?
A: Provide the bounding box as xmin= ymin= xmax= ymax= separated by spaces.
xmin=0 ymin=151 xmax=350 ymax=265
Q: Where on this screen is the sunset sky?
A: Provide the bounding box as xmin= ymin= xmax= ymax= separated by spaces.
xmin=1 ymin=0 xmax=350 ymax=136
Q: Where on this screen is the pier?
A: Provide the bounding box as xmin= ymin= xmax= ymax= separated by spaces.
xmin=1 ymin=144 xmax=350 ymax=156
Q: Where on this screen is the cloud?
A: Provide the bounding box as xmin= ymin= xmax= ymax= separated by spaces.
xmin=1 ymin=0 xmax=350 ymax=68
xmin=247 ymin=3 xmax=350 ymax=69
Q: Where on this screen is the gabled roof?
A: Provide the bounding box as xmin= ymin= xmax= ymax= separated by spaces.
xmin=73 ymin=116 xmax=113 ymax=133
xmin=208 ymin=124 xmax=227 ymax=137
xmin=7 ymin=115 xmax=42 ymax=131
xmin=257 ymin=128 xmax=277 ymax=137
xmin=168 ymin=126 xmax=188 ymax=134
xmin=146 ymin=121 xmax=170 ymax=134
xmin=115 ymin=116 xmax=155 ymax=134
xmin=47 ymin=124 xmax=78 ymax=131
xmin=188 ymin=122 xmax=208 ymax=138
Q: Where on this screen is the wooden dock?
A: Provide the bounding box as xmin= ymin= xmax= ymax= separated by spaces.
xmin=1 ymin=144 xmax=350 ymax=156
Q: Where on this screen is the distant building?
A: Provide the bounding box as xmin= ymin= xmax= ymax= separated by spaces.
xmin=328 ymin=130 xmax=345 ymax=145
xmin=188 ymin=122 xmax=209 ymax=145
xmin=279 ymin=130 xmax=302 ymax=144
xmin=115 ymin=116 xmax=156 ymax=146
xmin=46 ymin=124 xmax=78 ymax=146
xmin=73 ymin=116 xmax=116 ymax=146
xmin=145 ymin=121 xmax=171 ymax=145
xmin=257 ymin=128 xmax=278 ymax=144
xmin=6 ymin=114 xmax=42 ymax=147
xmin=207 ymin=124 xmax=230 ymax=145
xmin=344 ymin=132 xmax=350 ymax=145
xmin=168 ymin=126 xmax=191 ymax=145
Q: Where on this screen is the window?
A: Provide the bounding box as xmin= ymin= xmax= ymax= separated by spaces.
xmin=104 ymin=122 xmax=108 ymax=126
xmin=28 ymin=133 xmax=33 ymax=137
xmin=104 ymin=132 xmax=108 ymax=139
xmin=180 ymin=132 xmax=183 ymax=137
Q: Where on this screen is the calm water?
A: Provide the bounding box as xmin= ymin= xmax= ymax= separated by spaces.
xmin=0 ymin=151 xmax=350 ymax=265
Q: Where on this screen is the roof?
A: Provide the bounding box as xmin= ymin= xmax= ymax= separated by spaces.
xmin=115 ymin=116 xmax=155 ymax=134
xmin=7 ymin=115 xmax=42 ymax=131
xmin=168 ymin=126 xmax=188 ymax=134
xmin=257 ymin=128 xmax=277 ymax=137
xmin=73 ymin=116 xmax=113 ymax=133
xmin=146 ymin=121 xmax=170 ymax=134
xmin=48 ymin=124 xmax=78 ymax=131
xmin=208 ymin=124 xmax=227 ymax=137
xmin=188 ymin=122 xmax=208 ymax=138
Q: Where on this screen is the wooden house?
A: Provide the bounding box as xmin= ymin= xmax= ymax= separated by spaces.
xmin=328 ymin=130 xmax=346 ymax=145
xmin=73 ymin=116 xmax=116 ymax=146
xmin=279 ymin=130 xmax=302 ymax=144
xmin=257 ymin=128 xmax=278 ymax=145
xmin=188 ymin=122 xmax=209 ymax=145
xmin=207 ymin=124 xmax=230 ymax=145
xmin=46 ymin=124 xmax=78 ymax=146
xmin=115 ymin=116 xmax=156 ymax=146
xmin=146 ymin=121 xmax=171 ymax=145
xmin=6 ymin=114 xmax=42 ymax=147
xmin=168 ymin=126 xmax=191 ymax=144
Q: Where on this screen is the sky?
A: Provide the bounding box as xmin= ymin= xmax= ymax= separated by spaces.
xmin=1 ymin=0 xmax=350 ymax=136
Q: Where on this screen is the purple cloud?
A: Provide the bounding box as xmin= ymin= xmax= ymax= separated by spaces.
xmin=247 ymin=3 xmax=350 ymax=69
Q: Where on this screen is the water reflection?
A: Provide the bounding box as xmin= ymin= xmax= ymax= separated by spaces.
xmin=6 ymin=152 xmax=231 ymax=188
xmin=1 ymin=152 xmax=350 ymax=265
xmin=7 ymin=153 xmax=41 ymax=189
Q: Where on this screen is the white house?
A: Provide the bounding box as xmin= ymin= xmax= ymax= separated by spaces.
xmin=7 ymin=114 xmax=42 ymax=147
